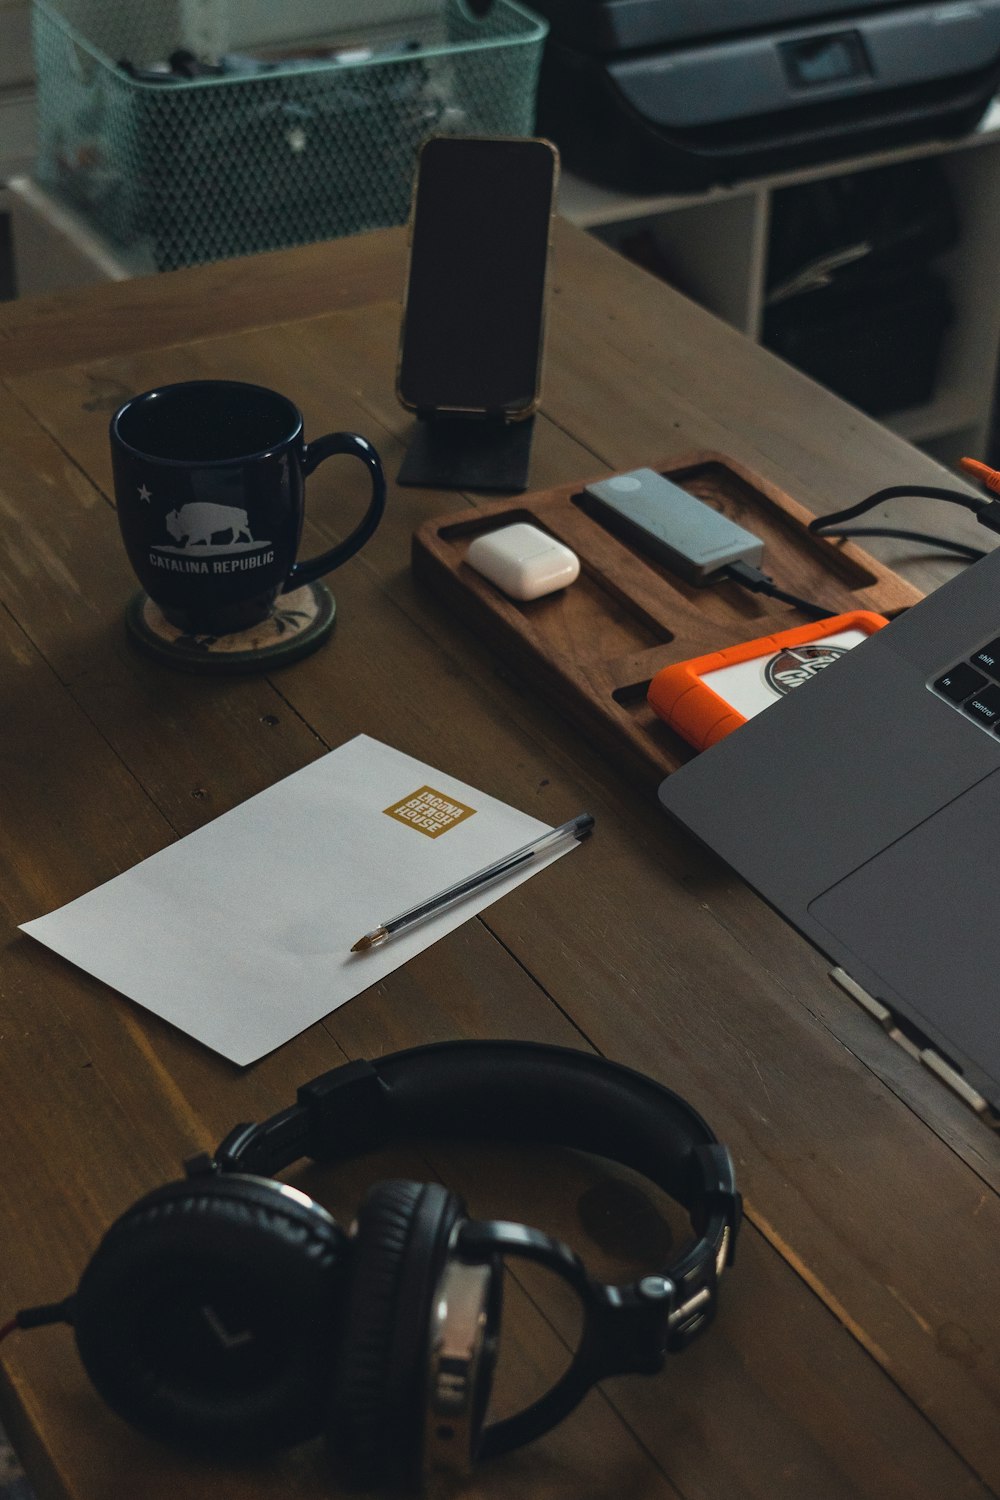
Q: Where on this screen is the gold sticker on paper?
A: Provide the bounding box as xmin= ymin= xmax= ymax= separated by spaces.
xmin=383 ymin=786 xmax=477 ymax=838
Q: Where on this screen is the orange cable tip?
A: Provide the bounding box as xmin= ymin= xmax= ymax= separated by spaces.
xmin=959 ymin=456 xmax=1000 ymax=494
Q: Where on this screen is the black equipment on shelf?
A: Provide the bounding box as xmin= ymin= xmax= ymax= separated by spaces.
xmin=531 ymin=0 xmax=1000 ymax=191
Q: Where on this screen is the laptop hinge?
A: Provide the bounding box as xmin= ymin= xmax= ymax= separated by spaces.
xmin=830 ymin=967 xmax=1000 ymax=1129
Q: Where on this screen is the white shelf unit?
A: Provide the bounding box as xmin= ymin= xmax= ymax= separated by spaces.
xmin=557 ymin=101 xmax=1000 ymax=464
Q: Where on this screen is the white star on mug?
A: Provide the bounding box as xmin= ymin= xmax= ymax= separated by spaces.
xmin=138 ymin=484 xmax=152 ymax=502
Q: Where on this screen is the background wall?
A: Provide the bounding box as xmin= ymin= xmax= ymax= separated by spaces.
xmin=0 ymin=0 xmax=35 ymax=177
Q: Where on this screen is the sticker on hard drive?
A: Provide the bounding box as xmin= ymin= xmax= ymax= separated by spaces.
xmin=701 ymin=628 xmax=870 ymax=719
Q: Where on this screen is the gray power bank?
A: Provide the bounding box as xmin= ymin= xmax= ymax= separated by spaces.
xmin=584 ymin=468 xmax=764 ymax=583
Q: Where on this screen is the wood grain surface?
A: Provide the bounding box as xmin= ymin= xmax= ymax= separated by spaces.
xmin=1 ymin=219 xmax=999 ymax=1500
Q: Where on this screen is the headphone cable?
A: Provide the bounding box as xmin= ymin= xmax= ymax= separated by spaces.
xmin=0 ymin=1299 xmax=75 ymax=1345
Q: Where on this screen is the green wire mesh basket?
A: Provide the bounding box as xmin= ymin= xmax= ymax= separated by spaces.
xmin=31 ymin=0 xmax=547 ymax=272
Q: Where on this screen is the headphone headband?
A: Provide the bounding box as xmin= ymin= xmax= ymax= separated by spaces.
xmin=209 ymin=1040 xmax=739 ymax=1339
xmin=213 ymin=1040 xmax=729 ymax=1211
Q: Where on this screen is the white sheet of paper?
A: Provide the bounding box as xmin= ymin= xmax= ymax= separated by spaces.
xmin=20 ymin=736 xmax=579 ymax=1065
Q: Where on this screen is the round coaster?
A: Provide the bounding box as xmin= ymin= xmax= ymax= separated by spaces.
xmin=124 ymin=583 xmax=336 ymax=674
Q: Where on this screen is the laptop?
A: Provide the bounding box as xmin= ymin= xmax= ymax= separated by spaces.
xmin=658 ymin=544 xmax=1000 ymax=1114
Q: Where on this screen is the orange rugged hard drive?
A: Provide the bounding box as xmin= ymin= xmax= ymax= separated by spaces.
xmin=648 ymin=610 xmax=889 ymax=752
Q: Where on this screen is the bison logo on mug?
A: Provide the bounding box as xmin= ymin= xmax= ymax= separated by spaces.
xmin=164 ymin=503 xmax=256 ymax=549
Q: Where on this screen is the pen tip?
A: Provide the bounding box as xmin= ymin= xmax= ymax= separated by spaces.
xmin=351 ymin=926 xmax=388 ymax=953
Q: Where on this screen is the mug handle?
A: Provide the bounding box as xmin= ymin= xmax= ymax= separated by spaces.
xmin=282 ymin=432 xmax=386 ymax=592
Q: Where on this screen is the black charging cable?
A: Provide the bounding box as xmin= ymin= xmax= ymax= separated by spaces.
xmin=806 ymin=526 xmax=985 ymax=564
xmin=807 ymin=482 xmax=1000 ymax=556
xmin=724 ymin=479 xmax=1000 ymax=622
xmin=724 ymin=559 xmax=833 ymax=620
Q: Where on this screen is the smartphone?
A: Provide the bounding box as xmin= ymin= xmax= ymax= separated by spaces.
xmin=397 ymin=135 xmax=559 ymax=420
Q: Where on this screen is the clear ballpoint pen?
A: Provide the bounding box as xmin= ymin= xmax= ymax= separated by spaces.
xmin=350 ymin=812 xmax=595 ymax=952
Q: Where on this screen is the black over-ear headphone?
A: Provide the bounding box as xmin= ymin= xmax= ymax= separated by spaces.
xmin=16 ymin=1041 xmax=740 ymax=1491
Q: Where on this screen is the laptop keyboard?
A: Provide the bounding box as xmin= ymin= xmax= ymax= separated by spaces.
xmin=932 ymin=637 xmax=1000 ymax=732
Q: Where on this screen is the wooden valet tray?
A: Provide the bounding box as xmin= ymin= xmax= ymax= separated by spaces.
xmin=411 ymin=453 xmax=923 ymax=787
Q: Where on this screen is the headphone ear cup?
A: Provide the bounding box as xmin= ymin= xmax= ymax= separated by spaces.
xmin=72 ymin=1176 xmax=348 ymax=1455
xmin=326 ymin=1179 xmax=463 ymax=1492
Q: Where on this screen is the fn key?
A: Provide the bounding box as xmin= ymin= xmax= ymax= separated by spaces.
xmin=934 ymin=663 xmax=987 ymax=703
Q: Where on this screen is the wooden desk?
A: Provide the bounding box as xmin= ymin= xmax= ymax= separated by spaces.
xmin=1 ymin=221 xmax=998 ymax=1500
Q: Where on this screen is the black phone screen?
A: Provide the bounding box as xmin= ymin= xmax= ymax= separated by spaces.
xmin=398 ymin=136 xmax=557 ymax=415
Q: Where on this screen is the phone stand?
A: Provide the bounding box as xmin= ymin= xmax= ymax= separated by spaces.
xmin=397 ymin=414 xmax=536 ymax=494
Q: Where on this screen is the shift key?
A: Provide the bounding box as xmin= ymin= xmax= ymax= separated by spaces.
xmin=971 ymin=636 xmax=1000 ymax=680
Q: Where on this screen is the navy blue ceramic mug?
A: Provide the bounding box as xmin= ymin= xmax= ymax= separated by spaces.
xmin=111 ymin=380 xmax=386 ymax=636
